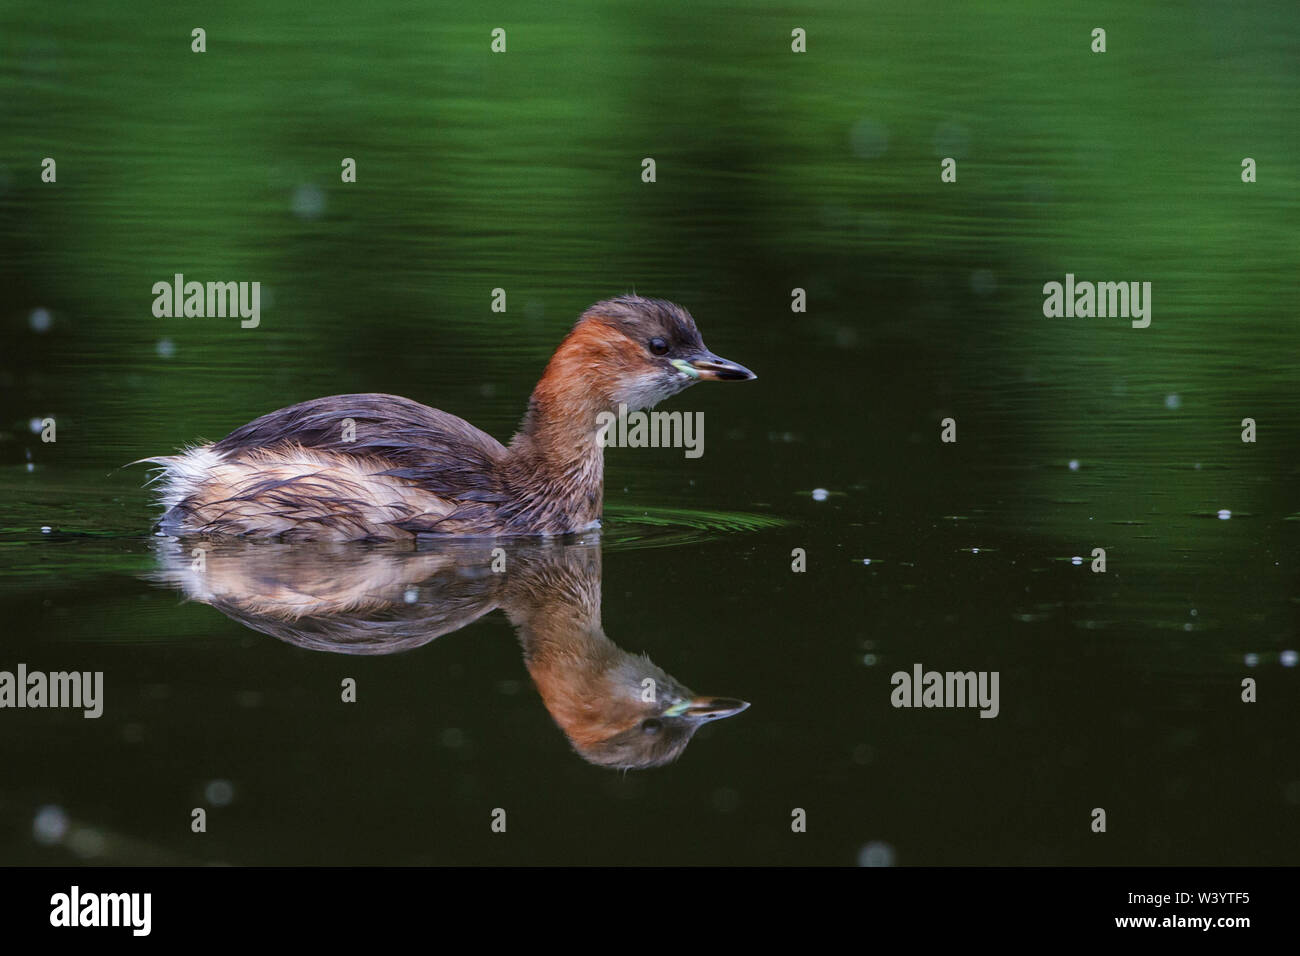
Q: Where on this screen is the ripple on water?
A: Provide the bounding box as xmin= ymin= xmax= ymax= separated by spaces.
xmin=601 ymin=506 xmax=785 ymax=552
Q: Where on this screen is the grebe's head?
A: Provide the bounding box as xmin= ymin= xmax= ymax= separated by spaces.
xmin=544 ymin=653 xmax=751 ymax=770
xmin=556 ymin=295 xmax=756 ymax=411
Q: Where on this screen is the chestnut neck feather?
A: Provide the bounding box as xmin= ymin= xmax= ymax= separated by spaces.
xmin=504 ymin=549 xmax=637 ymax=748
xmin=501 ymin=324 xmax=622 ymax=532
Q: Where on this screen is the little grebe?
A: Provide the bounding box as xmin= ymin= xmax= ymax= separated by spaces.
xmin=146 ymin=296 xmax=755 ymax=540
xmin=149 ymin=538 xmax=749 ymax=768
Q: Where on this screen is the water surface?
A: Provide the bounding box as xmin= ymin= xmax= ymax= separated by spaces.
xmin=1 ymin=0 xmax=1297 ymax=865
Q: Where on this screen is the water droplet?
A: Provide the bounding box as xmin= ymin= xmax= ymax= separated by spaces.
xmin=28 ymin=307 xmax=52 ymax=332
xmin=969 ymin=269 xmax=996 ymax=295
xmin=156 ymin=337 xmax=176 ymax=358
xmin=1071 ymin=556 xmax=1083 ymax=566
xmin=862 ymin=653 xmax=877 ymax=666
xmin=40 ymin=526 xmax=52 ymax=534
xmin=403 ymin=587 xmax=418 ymax=604
xmin=204 ymin=779 xmax=234 ymax=807
xmin=33 ymin=805 xmax=68 ymax=845
xmin=1244 ymin=653 xmax=1259 ymax=667
xmin=1282 ymin=650 xmax=1298 ymax=668
xmin=857 ymin=840 xmax=896 ymax=867
xmin=811 ymin=488 xmax=829 ymax=501
xmin=1217 ymin=509 xmax=1231 ymax=520
xmin=1068 ymin=460 xmax=1080 ymax=471
xmin=291 ymin=183 xmax=326 ymax=219
xmin=849 ymin=118 xmax=890 ymax=159
xmin=1164 ymin=393 xmax=1181 ymax=410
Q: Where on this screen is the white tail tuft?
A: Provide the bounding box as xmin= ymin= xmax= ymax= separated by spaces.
xmin=132 ymin=445 xmax=226 ymax=512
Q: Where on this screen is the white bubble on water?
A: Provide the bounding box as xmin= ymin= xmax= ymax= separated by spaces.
xmin=1217 ymin=509 xmax=1231 ymax=520
xmin=1068 ymin=460 xmax=1080 ymax=471
xmin=292 ymin=183 xmax=326 ymax=219
xmin=969 ymin=269 xmax=996 ymax=295
xmin=811 ymin=488 xmax=829 ymax=501
xmin=1282 ymin=650 xmax=1298 ymax=668
xmin=156 ymin=337 xmax=176 ymax=358
xmin=1071 ymin=556 xmax=1083 ymax=566
xmin=849 ymin=118 xmax=890 ymax=159
xmin=33 ymin=805 xmax=68 ymax=845
xmin=204 ymin=779 xmax=234 ymax=807
xmin=403 ymin=588 xmax=418 ymax=604
xmin=857 ymin=840 xmax=896 ymax=867
xmin=29 ymin=308 xmax=52 ymax=332
xmin=1244 ymin=653 xmax=1259 ymax=667
xmin=1164 ymin=393 xmax=1181 ymax=410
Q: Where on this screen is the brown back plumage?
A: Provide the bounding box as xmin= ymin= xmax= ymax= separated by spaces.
xmin=212 ymin=393 xmax=508 ymax=501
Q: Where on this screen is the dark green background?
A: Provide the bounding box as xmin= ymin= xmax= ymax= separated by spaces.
xmin=0 ymin=1 xmax=1296 ymax=864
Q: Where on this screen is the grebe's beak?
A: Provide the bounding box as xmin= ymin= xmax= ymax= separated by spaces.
xmin=675 ymin=352 xmax=757 ymax=382
xmin=664 ymin=696 xmax=751 ymax=720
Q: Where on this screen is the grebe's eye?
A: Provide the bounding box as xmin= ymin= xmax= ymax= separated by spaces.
xmin=641 ymin=718 xmax=663 ymax=735
xmin=648 ymin=337 xmax=670 ymax=356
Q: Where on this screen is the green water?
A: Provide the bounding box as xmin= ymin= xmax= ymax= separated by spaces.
xmin=1 ymin=1 xmax=1297 ymax=864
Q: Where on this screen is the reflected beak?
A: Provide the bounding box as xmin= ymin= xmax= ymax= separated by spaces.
xmin=665 ymin=696 xmax=751 ymax=720
xmin=676 ymin=353 xmax=757 ymax=382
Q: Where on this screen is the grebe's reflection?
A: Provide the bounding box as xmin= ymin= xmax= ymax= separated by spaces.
xmin=149 ymin=536 xmax=748 ymax=769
